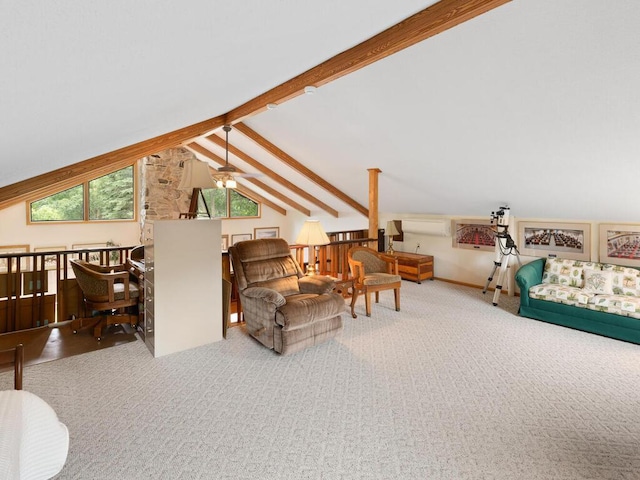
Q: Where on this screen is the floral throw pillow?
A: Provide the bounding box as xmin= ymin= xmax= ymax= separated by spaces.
xmin=542 ymin=258 xmax=585 ymax=287
xmin=583 ymin=269 xmax=613 ymax=295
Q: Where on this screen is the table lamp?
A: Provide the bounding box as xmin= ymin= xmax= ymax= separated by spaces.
xmin=295 ymin=220 xmax=330 ymax=275
xmin=385 ymin=220 xmax=400 ymax=254
xmin=178 ymin=158 xmax=217 ymax=218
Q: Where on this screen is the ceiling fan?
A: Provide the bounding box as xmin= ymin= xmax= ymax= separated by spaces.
xmin=213 ymin=125 xmax=261 ymax=187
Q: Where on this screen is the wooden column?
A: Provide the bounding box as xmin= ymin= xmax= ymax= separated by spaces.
xmin=368 ymin=168 xmax=381 ymax=251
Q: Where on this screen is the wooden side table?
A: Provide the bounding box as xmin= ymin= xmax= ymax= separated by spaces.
xmin=331 ymin=277 xmax=359 ymax=318
xmin=390 ymin=252 xmax=434 ymax=283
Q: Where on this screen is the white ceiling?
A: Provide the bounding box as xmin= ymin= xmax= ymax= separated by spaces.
xmin=3 ymin=0 xmax=639 ymax=222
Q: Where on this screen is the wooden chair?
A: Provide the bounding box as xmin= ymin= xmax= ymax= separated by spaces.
xmin=0 ymin=343 xmax=24 ymax=389
xmin=70 ymin=259 xmax=139 ymax=341
xmin=348 ymin=246 xmax=401 ymax=317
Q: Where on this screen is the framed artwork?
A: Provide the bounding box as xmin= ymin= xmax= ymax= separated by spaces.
xmin=598 ymin=224 xmax=640 ymax=267
xmin=254 ymin=227 xmax=280 ymax=240
xmin=518 ymin=221 xmax=591 ymax=261
xmin=451 ymin=219 xmax=496 ymax=252
xmin=0 ymin=245 xmax=30 ymax=272
xmin=231 ymin=233 xmax=252 ymax=245
xmin=72 ymin=242 xmax=108 ymax=263
xmin=34 ymin=246 xmax=66 ymax=270
xmin=221 ymin=235 xmax=229 ymax=251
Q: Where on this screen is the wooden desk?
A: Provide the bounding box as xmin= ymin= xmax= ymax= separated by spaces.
xmin=390 ymin=252 xmax=434 ymax=283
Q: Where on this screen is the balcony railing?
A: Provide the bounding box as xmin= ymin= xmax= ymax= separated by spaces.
xmin=0 ymin=228 xmax=383 ymax=334
xmin=0 ymin=246 xmax=136 ymax=334
xmin=290 ymin=228 xmax=381 ymax=279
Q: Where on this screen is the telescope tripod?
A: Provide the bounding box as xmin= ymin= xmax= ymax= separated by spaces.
xmin=483 ymin=230 xmax=521 ymax=306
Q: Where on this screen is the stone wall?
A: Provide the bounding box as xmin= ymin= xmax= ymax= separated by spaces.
xmin=140 ymin=147 xmax=195 ymax=225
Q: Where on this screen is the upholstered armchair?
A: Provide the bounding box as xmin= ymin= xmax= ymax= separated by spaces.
xmin=70 ymin=259 xmax=139 ymax=341
xmin=348 ymin=246 xmax=401 ymax=317
xmin=229 ymin=238 xmax=345 ymax=355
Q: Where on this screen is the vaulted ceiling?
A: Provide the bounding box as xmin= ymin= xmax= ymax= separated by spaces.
xmin=2 ymin=0 xmax=639 ymax=222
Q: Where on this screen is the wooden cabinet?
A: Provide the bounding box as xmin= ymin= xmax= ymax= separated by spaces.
xmin=144 ymin=219 xmax=223 ymax=357
xmin=391 ymin=252 xmax=434 ymax=283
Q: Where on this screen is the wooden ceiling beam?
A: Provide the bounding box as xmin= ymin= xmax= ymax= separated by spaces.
xmin=0 ymin=115 xmax=226 ymax=209
xmin=234 ymin=122 xmax=368 ymax=217
xmin=186 ymin=143 xmax=310 ymax=217
xmin=225 ymin=0 xmax=511 ymax=123
xmin=0 ymin=0 xmax=509 ymax=209
xmin=206 ymin=135 xmax=339 ymax=218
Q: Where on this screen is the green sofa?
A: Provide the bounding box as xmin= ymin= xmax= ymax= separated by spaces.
xmin=515 ymin=257 xmax=640 ymax=344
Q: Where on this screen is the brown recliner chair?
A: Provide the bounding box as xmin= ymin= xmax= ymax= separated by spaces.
xmin=229 ymin=238 xmax=344 ymax=355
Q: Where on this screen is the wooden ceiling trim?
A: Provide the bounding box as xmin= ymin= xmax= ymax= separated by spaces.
xmin=186 ymin=143 xmax=310 ymax=217
xmin=0 ymin=115 xmax=226 ymax=209
xmin=225 ymin=0 xmax=511 ymax=123
xmin=0 ymin=156 xmax=138 ymax=211
xmin=235 ymin=123 xmax=368 ymax=217
xmin=206 ymin=135 xmax=339 ymax=218
xmin=234 ymin=184 xmax=286 ymax=216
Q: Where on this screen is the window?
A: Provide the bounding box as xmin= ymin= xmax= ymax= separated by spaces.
xmin=29 ymin=166 xmax=135 ymax=223
xmin=198 ymin=188 xmax=259 ymax=218
xmin=30 ymin=185 xmax=84 ymax=222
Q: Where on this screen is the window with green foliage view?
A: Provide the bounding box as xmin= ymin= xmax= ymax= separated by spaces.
xmin=30 ymin=166 xmax=134 ymax=222
xmin=30 ymin=185 xmax=84 ymax=221
xmin=198 ymin=188 xmax=259 ymax=218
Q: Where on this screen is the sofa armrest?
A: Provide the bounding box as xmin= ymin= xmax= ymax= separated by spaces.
xmin=242 ymin=287 xmax=286 ymax=307
xmin=515 ymin=258 xmax=545 ymax=307
xmin=299 ymin=275 xmax=335 ymax=295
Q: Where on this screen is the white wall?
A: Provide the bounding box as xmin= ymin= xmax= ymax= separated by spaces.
xmin=2 ymin=192 xmax=612 ymax=296
xmin=380 ymin=212 xmax=604 ymax=294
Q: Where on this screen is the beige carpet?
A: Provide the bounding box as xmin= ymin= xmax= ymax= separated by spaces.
xmin=2 ymin=280 xmax=639 ymax=479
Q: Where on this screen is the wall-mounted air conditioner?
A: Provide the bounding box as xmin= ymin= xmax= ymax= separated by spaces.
xmin=401 ymin=219 xmax=450 ymax=237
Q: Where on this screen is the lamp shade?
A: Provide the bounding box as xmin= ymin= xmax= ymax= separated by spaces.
xmin=295 ymin=220 xmax=330 ymax=246
xmin=178 ymin=158 xmax=217 ymax=190
xmin=385 ymin=221 xmax=400 ymax=237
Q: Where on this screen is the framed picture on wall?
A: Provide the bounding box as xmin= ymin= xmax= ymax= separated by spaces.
xmin=232 ymin=233 xmax=252 ymax=245
xmin=598 ymin=223 xmax=640 ymax=267
xmin=518 ymin=221 xmax=591 ymax=261
xmin=221 ymin=235 xmax=229 ymax=252
xmin=451 ymin=219 xmax=496 ymax=252
xmin=254 ymin=227 xmax=280 ymax=240
xmin=0 ymin=245 xmax=30 ymax=272
xmin=34 ymin=246 xmax=66 ymax=270
xmin=72 ymin=242 xmax=108 ymax=263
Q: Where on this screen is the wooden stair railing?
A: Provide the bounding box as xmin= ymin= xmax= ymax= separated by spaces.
xmin=0 ymin=246 xmax=135 ymax=334
xmin=290 ymin=236 xmax=377 ymax=281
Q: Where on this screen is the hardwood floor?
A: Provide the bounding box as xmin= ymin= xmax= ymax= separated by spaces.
xmin=0 ymin=321 xmax=138 ymax=373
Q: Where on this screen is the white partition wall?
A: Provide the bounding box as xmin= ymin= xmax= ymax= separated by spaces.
xmin=144 ymin=219 xmax=222 ymax=357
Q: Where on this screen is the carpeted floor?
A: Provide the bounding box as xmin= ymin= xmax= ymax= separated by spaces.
xmin=2 ymin=280 xmax=640 ymax=479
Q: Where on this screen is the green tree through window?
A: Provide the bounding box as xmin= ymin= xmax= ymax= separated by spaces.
xmin=31 ymin=185 xmax=84 ymax=221
xmin=230 ymin=189 xmax=259 ymax=217
xmin=30 ymin=166 xmax=134 ymax=222
xmin=198 ymin=188 xmax=259 ymax=218
xmin=89 ymin=168 xmax=134 ymax=220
